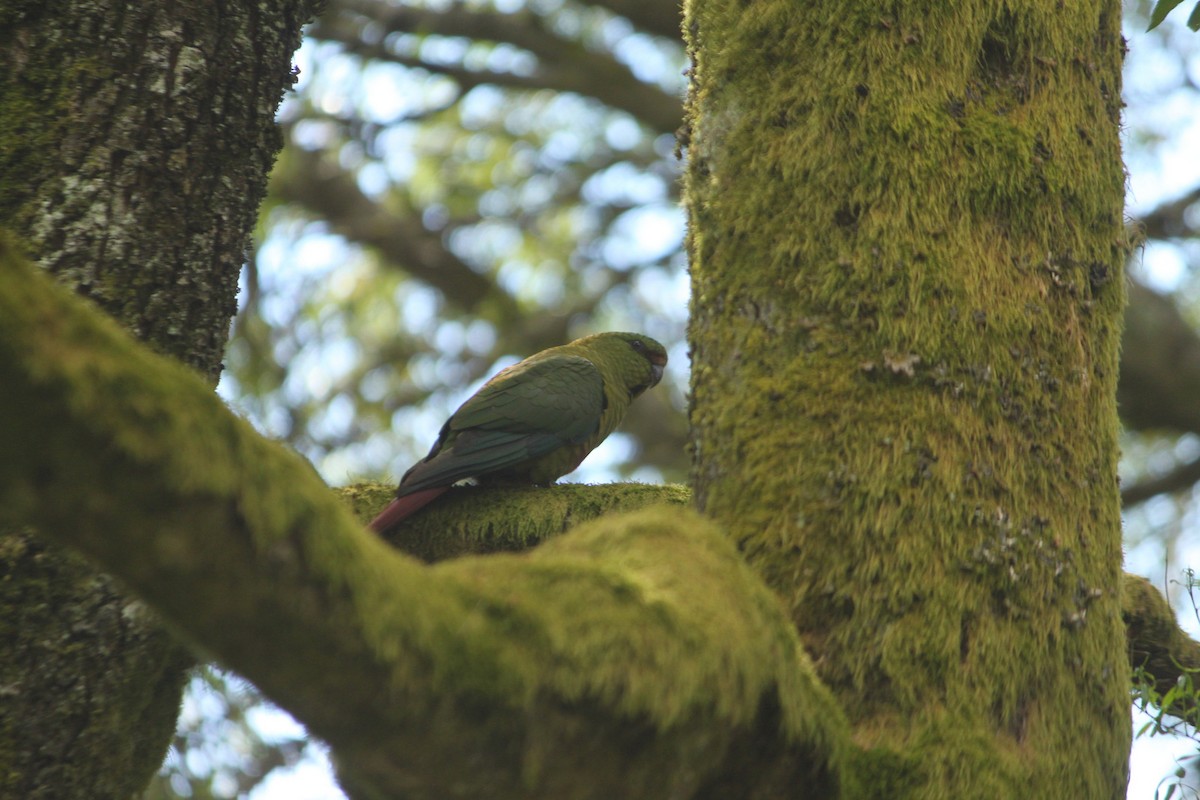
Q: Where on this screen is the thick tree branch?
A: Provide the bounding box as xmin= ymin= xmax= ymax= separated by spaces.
xmin=1 ymin=3 xmax=317 ymax=797
xmin=0 ymin=239 xmax=847 ymax=799
xmin=1124 ymin=573 xmax=1200 ymax=723
xmin=331 ymin=301 xmax=1200 ymax=736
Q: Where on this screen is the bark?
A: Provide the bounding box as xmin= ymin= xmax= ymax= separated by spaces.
xmin=1 ymin=1 xmax=309 ymax=380
xmin=0 ymin=1 xmax=313 ymax=797
xmin=685 ymin=1 xmax=1131 ymax=797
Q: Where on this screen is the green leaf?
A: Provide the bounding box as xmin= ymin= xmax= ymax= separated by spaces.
xmin=1149 ymin=0 xmax=1186 ymax=30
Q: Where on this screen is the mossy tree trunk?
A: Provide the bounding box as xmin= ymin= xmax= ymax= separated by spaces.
xmin=0 ymin=2 xmax=313 ymax=797
xmin=685 ymin=1 xmax=1130 ymax=797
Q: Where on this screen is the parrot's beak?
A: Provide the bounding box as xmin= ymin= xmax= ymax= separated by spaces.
xmin=649 ymin=363 xmax=664 ymax=387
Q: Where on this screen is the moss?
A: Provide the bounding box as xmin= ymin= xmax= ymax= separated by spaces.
xmin=343 ymin=505 xmax=853 ymax=796
xmin=685 ymin=0 xmax=1129 ymax=796
xmin=341 ymin=481 xmax=692 ymax=560
xmin=1123 ymin=573 xmax=1200 ymax=717
xmin=1 ymin=3 xmax=319 ymax=796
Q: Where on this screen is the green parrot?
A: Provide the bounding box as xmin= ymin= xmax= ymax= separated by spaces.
xmin=368 ymin=331 xmax=668 ymax=532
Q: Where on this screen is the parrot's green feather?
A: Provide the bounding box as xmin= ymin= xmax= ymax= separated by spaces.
xmin=392 ymin=331 xmax=667 ymax=502
xmin=449 ymin=355 xmax=604 ymax=438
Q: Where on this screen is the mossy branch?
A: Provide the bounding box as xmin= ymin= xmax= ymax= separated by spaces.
xmin=343 ymin=481 xmax=691 ymax=561
xmin=0 ymin=239 xmax=848 ymax=799
xmin=1124 ymin=573 xmax=1200 ymax=722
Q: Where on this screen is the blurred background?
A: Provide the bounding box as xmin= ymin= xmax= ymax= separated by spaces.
xmin=141 ymin=0 xmax=1200 ymax=796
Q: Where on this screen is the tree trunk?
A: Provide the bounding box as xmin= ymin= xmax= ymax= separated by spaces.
xmin=0 ymin=1 xmax=312 ymax=797
xmin=685 ymin=1 xmax=1130 ymax=796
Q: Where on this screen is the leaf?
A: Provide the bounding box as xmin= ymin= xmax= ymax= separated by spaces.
xmin=1149 ymin=0 xmax=1186 ymax=30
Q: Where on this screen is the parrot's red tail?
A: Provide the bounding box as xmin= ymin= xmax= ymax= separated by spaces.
xmin=368 ymin=487 xmax=449 ymax=533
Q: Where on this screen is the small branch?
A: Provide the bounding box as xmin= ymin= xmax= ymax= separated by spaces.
xmin=1138 ymin=186 xmax=1200 ymax=241
xmin=1119 ymin=281 xmax=1200 ymax=435
xmin=271 ymin=146 xmax=520 ymax=318
xmin=1122 ymin=457 xmax=1200 ymax=508
xmin=584 ymin=0 xmax=684 ymax=40
xmin=311 ymin=0 xmax=683 ymax=134
xmin=320 ymin=0 xmax=576 ymax=62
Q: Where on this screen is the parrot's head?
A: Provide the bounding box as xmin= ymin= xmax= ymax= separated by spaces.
xmin=577 ymin=331 xmax=667 ymax=400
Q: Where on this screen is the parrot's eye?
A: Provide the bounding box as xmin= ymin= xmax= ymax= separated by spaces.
xmin=630 ymin=339 xmax=645 ymax=352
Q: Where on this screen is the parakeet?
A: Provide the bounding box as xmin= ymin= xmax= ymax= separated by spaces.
xmin=368 ymin=331 xmax=668 ymax=533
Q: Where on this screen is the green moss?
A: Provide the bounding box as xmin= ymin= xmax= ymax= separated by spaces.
xmin=685 ymin=0 xmax=1129 ymax=796
xmin=344 ymin=505 xmax=852 ymax=794
xmin=342 ymin=481 xmax=692 ymax=560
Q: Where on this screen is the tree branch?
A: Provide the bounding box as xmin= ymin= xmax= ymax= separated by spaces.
xmin=1115 ymin=282 xmax=1200 ymax=507
xmin=312 ymin=0 xmax=683 ymax=134
xmin=1121 ymin=456 xmax=1200 ymax=507
xmin=1138 ymin=186 xmax=1200 ymax=241
xmin=321 ymin=0 xmax=575 ymax=61
xmin=1124 ymin=573 xmax=1200 ymax=723
xmin=1119 ymin=281 xmax=1200 ymax=436
xmin=0 ymin=238 xmax=847 ymax=799
xmin=271 ymin=146 xmax=520 ymax=318
xmin=584 ymin=0 xmax=683 ymax=41
xmin=344 ymin=482 xmax=691 ymax=561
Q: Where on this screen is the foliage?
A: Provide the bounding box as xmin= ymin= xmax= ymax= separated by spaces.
xmin=1148 ymin=0 xmax=1200 ymax=32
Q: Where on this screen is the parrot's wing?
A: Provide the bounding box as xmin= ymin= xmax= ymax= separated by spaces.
xmin=397 ymin=354 xmax=604 ymax=494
